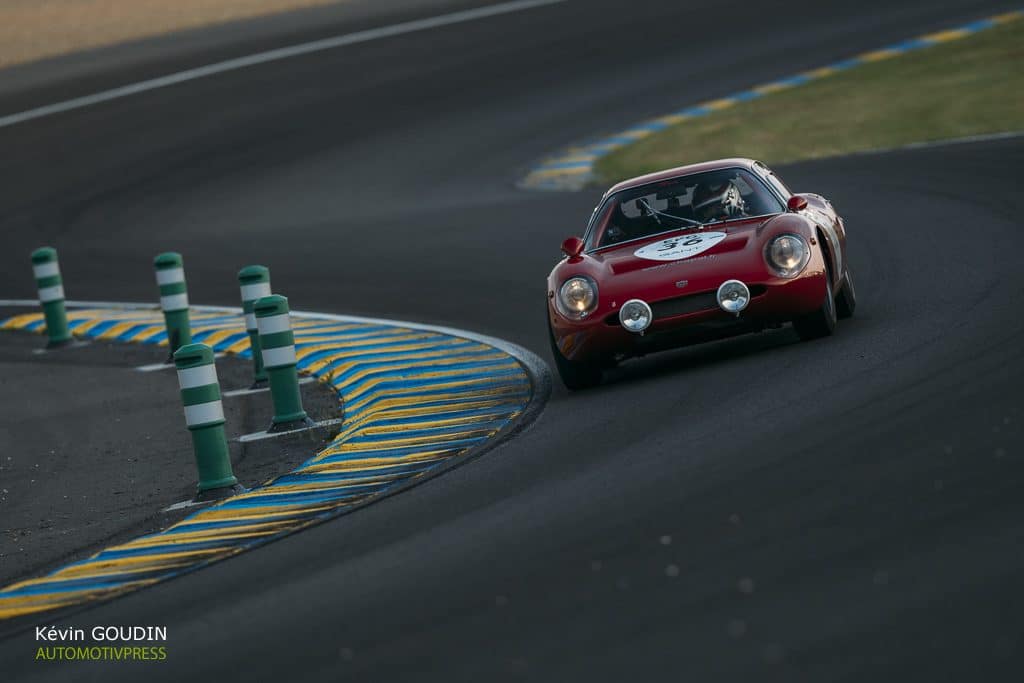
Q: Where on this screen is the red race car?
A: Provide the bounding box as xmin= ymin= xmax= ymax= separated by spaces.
xmin=546 ymin=158 xmax=855 ymax=389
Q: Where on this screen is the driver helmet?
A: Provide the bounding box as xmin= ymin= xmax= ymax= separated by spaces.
xmin=692 ymin=178 xmax=746 ymax=222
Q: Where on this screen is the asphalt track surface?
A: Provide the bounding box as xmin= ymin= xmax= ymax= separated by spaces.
xmin=1 ymin=0 xmax=1023 ymax=680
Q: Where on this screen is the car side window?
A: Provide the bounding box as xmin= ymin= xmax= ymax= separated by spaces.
xmin=735 ymin=172 xmax=785 ymax=216
xmin=765 ymin=172 xmax=791 ymax=199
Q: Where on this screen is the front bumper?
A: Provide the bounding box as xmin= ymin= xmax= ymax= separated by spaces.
xmin=550 ymin=270 xmax=826 ymax=362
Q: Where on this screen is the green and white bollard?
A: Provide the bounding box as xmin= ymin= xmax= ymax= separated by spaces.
xmin=154 ymin=252 xmax=191 ymax=355
xmin=238 ymin=265 xmax=272 ymax=387
xmin=254 ymin=294 xmax=310 ymax=430
xmin=30 ymin=247 xmax=73 ymax=347
xmin=173 ymin=343 xmax=239 ymax=496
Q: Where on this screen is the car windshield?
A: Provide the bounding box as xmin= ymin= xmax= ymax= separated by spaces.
xmin=586 ymin=167 xmax=785 ymax=250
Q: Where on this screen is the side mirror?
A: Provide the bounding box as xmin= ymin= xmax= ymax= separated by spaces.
xmin=561 ymin=236 xmax=585 ymax=259
xmin=787 ymin=195 xmax=808 ymax=212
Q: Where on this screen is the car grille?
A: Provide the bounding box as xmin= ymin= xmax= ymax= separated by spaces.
xmin=605 ymin=286 xmax=766 ymax=326
xmin=651 ymin=291 xmax=719 ymax=318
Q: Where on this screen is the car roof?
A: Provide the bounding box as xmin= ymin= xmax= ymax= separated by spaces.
xmin=602 ymin=158 xmax=759 ymax=198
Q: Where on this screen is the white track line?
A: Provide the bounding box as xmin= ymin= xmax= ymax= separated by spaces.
xmin=223 ymin=376 xmax=313 ymax=397
xmin=163 ymin=498 xmax=215 ymax=512
xmin=843 ymin=130 xmax=1024 ymax=157
xmin=0 ymin=0 xmax=567 ymax=129
xmin=237 ymin=417 xmax=345 ymax=443
xmin=136 ymin=354 xmax=225 ymax=372
xmin=0 ymin=299 xmax=209 ymax=310
xmin=135 ymin=361 xmax=174 ymax=372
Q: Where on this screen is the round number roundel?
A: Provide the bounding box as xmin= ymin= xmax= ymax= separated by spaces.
xmin=634 ymin=232 xmax=727 ymax=261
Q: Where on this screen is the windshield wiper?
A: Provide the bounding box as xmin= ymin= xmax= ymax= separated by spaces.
xmin=637 ymin=198 xmax=703 ymax=229
xmin=637 ymin=198 xmax=662 ymax=227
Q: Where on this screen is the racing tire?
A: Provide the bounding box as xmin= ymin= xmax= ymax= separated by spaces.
xmin=793 ymin=275 xmax=837 ymax=341
xmin=547 ymin=318 xmax=603 ymax=391
xmin=836 ymin=267 xmax=857 ymax=319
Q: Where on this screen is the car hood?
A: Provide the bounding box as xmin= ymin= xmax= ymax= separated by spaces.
xmin=596 ymin=217 xmax=770 ymax=270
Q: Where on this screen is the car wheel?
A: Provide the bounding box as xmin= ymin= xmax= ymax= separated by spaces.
xmin=793 ymin=275 xmax=837 ymax=340
xmin=547 ymin=317 xmax=603 ymax=390
xmin=836 ymin=267 xmax=857 ymax=319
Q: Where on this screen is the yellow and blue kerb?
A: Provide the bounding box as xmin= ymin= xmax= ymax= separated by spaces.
xmin=0 ymin=306 xmax=535 ymax=619
xmin=520 ymin=9 xmax=1024 ymax=190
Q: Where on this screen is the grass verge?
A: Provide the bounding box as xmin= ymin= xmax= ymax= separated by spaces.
xmin=596 ymin=19 xmax=1024 ymax=183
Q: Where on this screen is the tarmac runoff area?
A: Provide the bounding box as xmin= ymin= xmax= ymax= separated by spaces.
xmin=0 ymin=316 xmax=341 ymax=588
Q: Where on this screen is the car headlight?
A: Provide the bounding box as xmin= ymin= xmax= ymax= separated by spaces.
xmin=557 ymin=276 xmax=598 ymax=319
xmin=619 ymin=299 xmax=652 ymax=333
xmin=765 ymin=233 xmax=811 ymax=278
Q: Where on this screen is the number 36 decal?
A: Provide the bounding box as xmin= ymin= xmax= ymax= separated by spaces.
xmin=634 ymin=232 xmax=727 ymax=261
